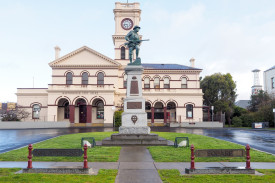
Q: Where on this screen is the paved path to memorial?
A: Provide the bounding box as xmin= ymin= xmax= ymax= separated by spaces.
xmin=115 ymin=146 xmax=162 ymax=183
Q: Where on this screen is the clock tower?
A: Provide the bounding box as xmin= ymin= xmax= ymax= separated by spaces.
xmin=113 ymin=2 xmax=141 ymax=65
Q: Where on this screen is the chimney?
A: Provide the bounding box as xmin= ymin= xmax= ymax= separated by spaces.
xmin=190 ymin=58 xmax=195 ymax=67
xmin=54 ymin=46 xmax=61 ymax=59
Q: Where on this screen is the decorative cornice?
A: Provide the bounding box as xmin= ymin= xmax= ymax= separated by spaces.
xmin=49 ymin=46 xmax=121 ymax=68
xmin=51 ymin=65 xmax=119 ymax=68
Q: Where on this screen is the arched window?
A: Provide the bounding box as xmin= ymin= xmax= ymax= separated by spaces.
xmin=144 ymin=77 xmax=150 ymax=88
xmin=64 ymin=102 xmax=70 ymax=119
xmin=32 ymin=104 xmax=40 ymax=119
xmin=164 ymin=77 xmax=170 ymax=88
xmin=154 ymin=77 xmax=160 ymax=88
xmin=186 ymin=104 xmax=193 ymax=118
xmin=82 ymin=72 xmax=88 ymax=85
xmin=121 ymin=46 xmax=126 ymax=60
xmin=97 ymin=72 xmax=104 ymax=85
xmin=97 ymin=101 xmax=104 ymax=119
xmin=123 ymin=75 xmax=127 ymax=88
xmin=181 ymin=77 xmax=187 ymax=88
xmin=66 ymin=72 xmax=73 ymax=85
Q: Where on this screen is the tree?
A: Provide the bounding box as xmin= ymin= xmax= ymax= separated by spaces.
xmin=1 ymin=106 xmax=30 ymax=121
xmin=201 ymin=73 xmax=237 ymax=124
xmin=15 ymin=106 xmax=31 ymax=121
xmin=248 ymin=90 xmax=270 ymax=112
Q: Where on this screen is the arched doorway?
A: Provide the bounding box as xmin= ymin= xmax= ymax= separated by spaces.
xmin=167 ymin=102 xmax=176 ymax=123
xmin=75 ymin=98 xmax=87 ymax=123
xmin=154 ymin=102 xmax=164 ymax=123
xmin=57 ymin=98 xmax=70 ymax=121
xmin=92 ymin=99 xmax=104 ymax=124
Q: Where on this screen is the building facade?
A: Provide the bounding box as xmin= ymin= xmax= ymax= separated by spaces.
xmin=264 ymin=65 xmax=275 ymax=98
xmin=16 ymin=2 xmax=203 ymax=127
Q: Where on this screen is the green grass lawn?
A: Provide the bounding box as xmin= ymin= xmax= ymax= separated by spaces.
xmin=159 ymin=169 xmax=275 ymax=183
xmin=0 ymin=168 xmax=117 ymax=183
xmin=149 ymin=132 xmax=275 ymax=162
xmin=0 ymin=132 xmax=120 ymax=162
xmin=0 ymin=131 xmax=274 ymax=162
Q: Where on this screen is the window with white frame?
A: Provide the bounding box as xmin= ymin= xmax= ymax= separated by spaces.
xmin=181 ymin=77 xmax=187 ymax=88
xmin=123 ymin=75 xmax=127 ymax=88
xmin=32 ymin=104 xmax=41 ymax=119
xmin=97 ymin=72 xmax=104 ymax=85
xmin=121 ymin=46 xmax=126 ymax=60
xmin=154 ymin=77 xmax=160 ymax=88
xmin=186 ymin=104 xmax=193 ymax=118
xmin=97 ymin=102 xmax=104 ymax=119
xmin=164 ymin=77 xmax=170 ymax=88
xmin=82 ymin=72 xmax=88 ymax=85
xmin=66 ymin=72 xmax=73 ymax=85
xmin=144 ymin=77 xmax=150 ymax=88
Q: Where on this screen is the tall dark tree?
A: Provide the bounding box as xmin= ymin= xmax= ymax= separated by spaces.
xmin=201 ymin=73 xmax=237 ymax=124
xmin=248 ymin=90 xmax=270 ymax=112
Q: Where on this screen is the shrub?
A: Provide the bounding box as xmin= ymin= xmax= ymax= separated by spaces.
xmin=114 ymin=111 xmax=123 ymax=127
xmin=232 ymin=116 xmax=242 ymax=127
xmin=240 ymin=114 xmax=254 ymax=127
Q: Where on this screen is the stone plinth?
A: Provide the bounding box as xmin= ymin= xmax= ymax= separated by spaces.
xmin=185 ymin=167 xmax=255 ymax=174
xmin=119 ymin=65 xmax=150 ymax=134
xmin=23 ymin=168 xmax=94 ymax=174
xmin=102 ymin=133 xmax=168 ymax=146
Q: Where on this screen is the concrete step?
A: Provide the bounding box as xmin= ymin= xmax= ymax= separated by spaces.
xmin=102 ymin=136 xmax=169 ymax=146
xmin=111 ymin=133 xmax=159 ymax=140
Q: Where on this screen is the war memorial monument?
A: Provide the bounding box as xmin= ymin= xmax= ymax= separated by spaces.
xmin=102 ymin=26 xmax=168 ymax=146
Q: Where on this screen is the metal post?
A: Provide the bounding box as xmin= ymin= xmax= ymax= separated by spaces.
xmin=211 ymin=106 xmax=214 ymax=122
xmin=246 ymin=144 xmax=251 ymax=169
xmin=83 ymin=144 xmax=88 ymax=169
xmin=27 ymin=144 xmax=33 ymax=169
xmin=190 ymin=144 xmax=195 ymax=169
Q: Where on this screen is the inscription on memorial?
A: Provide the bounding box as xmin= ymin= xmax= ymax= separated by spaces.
xmin=130 ymin=76 xmax=139 ymax=95
xmin=127 ymin=102 xmax=142 ymax=109
xmin=194 ymin=149 xmax=245 ymax=157
xmin=32 ymin=149 xmax=84 ymax=157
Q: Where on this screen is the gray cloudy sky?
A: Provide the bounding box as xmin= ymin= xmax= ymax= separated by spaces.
xmin=0 ymin=0 xmax=275 ymax=102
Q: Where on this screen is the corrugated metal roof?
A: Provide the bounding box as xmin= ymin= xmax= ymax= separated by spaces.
xmin=141 ymin=63 xmax=202 ymax=70
xmin=235 ymin=100 xmax=250 ymax=109
xmin=265 ymin=65 xmax=275 ymax=72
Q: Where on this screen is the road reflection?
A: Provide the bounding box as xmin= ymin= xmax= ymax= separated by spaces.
xmin=0 ymin=127 xmax=274 ymax=155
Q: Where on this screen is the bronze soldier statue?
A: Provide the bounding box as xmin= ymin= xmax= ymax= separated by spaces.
xmin=125 ymin=25 xmax=149 ymax=64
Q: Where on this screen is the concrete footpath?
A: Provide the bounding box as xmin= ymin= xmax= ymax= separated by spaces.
xmin=115 ymin=146 xmax=162 ymax=183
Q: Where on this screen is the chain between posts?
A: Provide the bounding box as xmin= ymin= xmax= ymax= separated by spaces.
xmin=27 ymin=144 xmax=33 ymax=169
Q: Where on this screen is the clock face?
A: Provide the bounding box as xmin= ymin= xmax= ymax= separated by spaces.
xmin=121 ymin=18 xmax=133 ymax=30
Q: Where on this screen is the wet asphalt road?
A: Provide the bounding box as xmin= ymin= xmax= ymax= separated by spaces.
xmin=0 ymin=127 xmax=274 ymax=155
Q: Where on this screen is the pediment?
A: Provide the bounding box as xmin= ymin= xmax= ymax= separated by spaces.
xmin=49 ymin=46 xmax=120 ymax=68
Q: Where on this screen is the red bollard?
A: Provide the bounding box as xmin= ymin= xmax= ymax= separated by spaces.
xmin=27 ymin=144 xmax=33 ymax=169
xmin=83 ymin=144 xmax=88 ymax=169
xmin=246 ymin=144 xmax=251 ymax=169
xmin=190 ymin=144 xmax=195 ymax=169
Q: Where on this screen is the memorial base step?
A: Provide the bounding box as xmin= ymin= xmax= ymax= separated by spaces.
xmin=101 ymin=133 xmax=169 ymax=146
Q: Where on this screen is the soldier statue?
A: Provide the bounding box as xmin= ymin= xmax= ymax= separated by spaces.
xmin=125 ymin=25 xmax=149 ymax=64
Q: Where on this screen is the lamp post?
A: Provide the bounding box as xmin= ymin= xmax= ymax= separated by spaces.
xmin=273 ymin=108 xmax=275 ymax=128
xmin=211 ymin=106 xmax=214 ymax=122
xmin=111 ymin=106 xmax=116 ymax=127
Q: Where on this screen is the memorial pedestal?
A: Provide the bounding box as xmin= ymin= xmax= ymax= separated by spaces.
xmin=102 ymin=63 xmax=168 ymax=146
